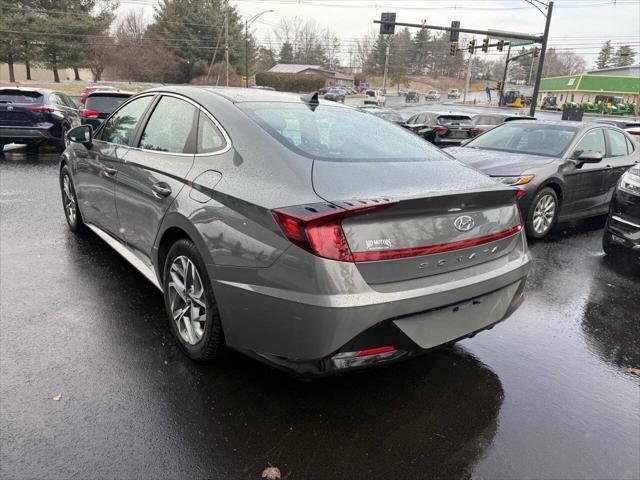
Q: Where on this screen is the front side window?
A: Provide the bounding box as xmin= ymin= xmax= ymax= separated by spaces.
xmin=572 ymin=129 xmax=606 ymax=158
xmin=607 ymin=129 xmax=629 ymax=157
xmin=197 ymin=111 xmax=226 ymax=154
xmin=100 ymin=95 xmax=153 ymax=146
xmin=467 ymin=123 xmax=578 ymax=157
xmin=239 ymin=102 xmax=449 ymax=162
xmin=139 ymin=96 xmax=197 ymax=154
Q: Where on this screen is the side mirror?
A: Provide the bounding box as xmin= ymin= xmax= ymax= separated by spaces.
xmin=576 ymin=150 xmax=603 ymax=163
xmin=67 ymin=125 xmax=93 ymax=147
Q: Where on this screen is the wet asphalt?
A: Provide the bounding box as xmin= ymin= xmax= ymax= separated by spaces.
xmin=1 ymin=142 xmax=639 ymax=480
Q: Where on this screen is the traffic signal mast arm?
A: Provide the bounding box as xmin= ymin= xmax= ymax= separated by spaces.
xmin=373 ymin=19 xmax=543 ymax=43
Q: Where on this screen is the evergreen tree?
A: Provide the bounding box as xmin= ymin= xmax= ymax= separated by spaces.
xmin=595 ymin=41 xmax=613 ymax=70
xmin=146 ymin=0 xmax=245 ymax=83
xmin=412 ymin=28 xmax=431 ymax=74
xmin=278 ymin=41 xmax=294 ymax=64
xmin=612 ymin=45 xmax=636 ymax=67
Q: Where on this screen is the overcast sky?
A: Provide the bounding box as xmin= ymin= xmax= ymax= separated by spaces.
xmin=120 ymin=0 xmax=640 ymax=68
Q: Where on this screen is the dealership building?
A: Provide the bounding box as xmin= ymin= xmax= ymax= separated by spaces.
xmin=538 ymin=64 xmax=640 ymax=104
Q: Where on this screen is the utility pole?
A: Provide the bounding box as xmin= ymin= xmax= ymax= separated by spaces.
xmin=244 ymin=19 xmax=249 ymax=87
xmin=224 ymin=9 xmax=229 ymax=87
xmin=463 ymin=53 xmax=472 ymax=103
xmin=499 ymin=44 xmax=511 ymax=107
xmin=381 ymin=42 xmax=390 ymax=94
xmin=529 ymin=1 xmax=553 ymax=117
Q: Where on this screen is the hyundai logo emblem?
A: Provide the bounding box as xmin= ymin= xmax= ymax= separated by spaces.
xmin=453 ymin=215 xmax=475 ymax=232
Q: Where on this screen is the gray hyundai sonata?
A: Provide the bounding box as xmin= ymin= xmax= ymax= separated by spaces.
xmin=59 ymin=87 xmax=531 ymax=377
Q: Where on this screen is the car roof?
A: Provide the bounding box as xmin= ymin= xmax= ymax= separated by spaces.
xmin=143 ymin=85 xmax=352 ymax=107
xmin=87 ymin=90 xmax=135 ymax=98
xmin=0 ymin=87 xmax=51 ymax=94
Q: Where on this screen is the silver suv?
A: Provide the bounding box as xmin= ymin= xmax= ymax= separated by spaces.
xmin=60 ymin=87 xmax=530 ymax=377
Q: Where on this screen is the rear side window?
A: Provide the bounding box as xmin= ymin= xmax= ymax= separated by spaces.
xmin=139 ymin=96 xmax=197 ymax=154
xmin=197 ymin=111 xmax=226 ymax=154
xmin=625 ymin=136 xmax=636 ymax=154
xmin=100 ymin=95 xmax=153 ymax=146
xmin=239 ymin=102 xmax=449 ymax=162
xmin=573 ymin=129 xmax=606 ymax=158
xmin=607 ymin=129 xmax=629 ymax=157
xmin=438 ymin=115 xmax=472 ymax=126
xmin=0 ymin=90 xmax=43 ymax=104
xmin=86 ymin=95 xmax=130 ymax=113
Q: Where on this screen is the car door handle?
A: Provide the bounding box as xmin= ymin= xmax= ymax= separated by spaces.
xmin=152 ymin=182 xmax=172 ymax=198
xmin=103 ymin=166 xmax=117 ymax=177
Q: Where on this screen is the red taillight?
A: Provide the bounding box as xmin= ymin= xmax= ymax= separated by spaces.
xmin=351 ymin=224 xmax=523 ymax=262
xmin=81 ymin=109 xmax=99 ymax=119
xmin=25 ymin=106 xmax=54 ymax=113
xmin=356 ymin=346 xmax=396 ymax=357
xmin=272 ymin=200 xmax=398 ymax=262
xmin=433 ymin=126 xmax=448 ymax=132
xmin=471 ymin=127 xmax=480 ymax=136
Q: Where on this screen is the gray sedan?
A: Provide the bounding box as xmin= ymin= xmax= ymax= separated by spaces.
xmin=448 ymin=121 xmax=639 ymax=239
xmin=59 ymin=86 xmax=530 ymax=377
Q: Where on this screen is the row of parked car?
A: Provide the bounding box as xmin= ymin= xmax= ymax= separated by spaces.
xmin=1 ymin=84 xmax=636 ymax=377
xmin=361 ymin=105 xmax=639 ymax=253
xmin=0 ymin=86 xmax=133 ymax=153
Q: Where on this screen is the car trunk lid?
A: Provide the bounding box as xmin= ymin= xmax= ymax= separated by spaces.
xmin=0 ymin=90 xmax=48 ymax=126
xmin=312 ymin=159 xmax=522 ymax=284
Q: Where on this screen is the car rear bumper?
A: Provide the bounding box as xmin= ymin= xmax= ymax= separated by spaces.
xmin=0 ymin=125 xmax=57 ymax=142
xmin=211 ymin=234 xmax=531 ymax=377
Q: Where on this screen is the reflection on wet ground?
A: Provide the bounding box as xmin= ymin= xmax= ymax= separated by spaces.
xmin=1 ymin=149 xmax=639 ymax=479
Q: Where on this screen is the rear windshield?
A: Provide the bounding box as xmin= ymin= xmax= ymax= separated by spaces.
xmin=239 ymin=102 xmax=449 ymax=162
xmin=85 ymin=95 xmax=130 ymax=113
xmin=0 ymin=90 xmax=43 ymax=105
xmin=438 ymin=115 xmax=472 ymax=126
xmin=467 ymin=123 xmax=578 ymax=157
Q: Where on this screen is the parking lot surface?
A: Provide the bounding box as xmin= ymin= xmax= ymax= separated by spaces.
xmin=1 ymin=147 xmax=639 ymax=480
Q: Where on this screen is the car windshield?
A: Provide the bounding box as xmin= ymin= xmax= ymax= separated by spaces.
xmin=0 ymin=90 xmax=43 ymax=104
xmin=239 ymin=102 xmax=449 ymax=162
xmin=466 ymin=123 xmax=578 ymax=157
xmin=85 ymin=95 xmax=130 ymax=113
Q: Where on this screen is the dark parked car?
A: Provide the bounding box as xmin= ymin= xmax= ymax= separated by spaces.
xmin=361 ymin=108 xmax=405 ymax=125
xmin=603 ymin=164 xmax=640 ymax=258
xmin=59 ymin=87 xmax=530 ymax=377
xmin=81 ymin=91 xmax=134 ymax=129
xmin=448 ymin=121 xmax=639 ymax=239
xmin=80 ymin=85 xmax=116 ymax=105
xmin=323 ymin=88 xmax=345 ymax=103
xmin=404 ymin=111 xmax=478 ymax=147
xmin=405 ymin=91 xmax=420 ymax=103
xmin=472 ymin=113 xmax=536 ymax=135
xmin=0 ymin=87 xmax=80 ymax=153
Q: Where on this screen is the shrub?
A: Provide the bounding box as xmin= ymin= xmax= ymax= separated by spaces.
xmin=255 ymin=72 xmax=326 ymax=92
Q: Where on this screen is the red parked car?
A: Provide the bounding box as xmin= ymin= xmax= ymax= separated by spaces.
xmin=79 ymin=85 xmax=116 ymax=105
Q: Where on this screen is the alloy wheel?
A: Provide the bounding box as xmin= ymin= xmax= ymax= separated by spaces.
xmin=532 ymin=193 xmax=556 ymax=235
xmin=62 ymin=174 xmax=77 ymax=225
xmin=168 ymin=255 xmax=207 ymax=345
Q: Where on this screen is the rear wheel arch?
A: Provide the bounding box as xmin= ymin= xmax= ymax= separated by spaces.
xmin=154 ymin=214 xmax=215 ymax=283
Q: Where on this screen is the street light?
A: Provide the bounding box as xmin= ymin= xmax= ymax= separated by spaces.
xmin=245 ymin=9 xmax=274 ymax=87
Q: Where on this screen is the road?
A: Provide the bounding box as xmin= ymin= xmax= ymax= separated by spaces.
xmin=1 ymin=147 xmax=639 ymax=480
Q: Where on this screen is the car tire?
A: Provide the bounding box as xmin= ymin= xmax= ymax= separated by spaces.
xmin=602 ymin=227 xmax=621 ymax=256
xmin=57 ymin=124 xmax=69 ymax=153
xmin=526 ymin=187 xmax=559 ymax=239
xmin=60 ymin=165 xmax=85 ymax=233
xmin=163 ymin=239 xmax=224 ymax=361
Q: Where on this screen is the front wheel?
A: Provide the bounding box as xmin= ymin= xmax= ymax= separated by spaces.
xmin=163 ymin=239 xmax=224 ymax=361
xmin=60 ymin=165 xmax=85 ymax=232
xmin=526 ymin=187 xmax=559 ymax=239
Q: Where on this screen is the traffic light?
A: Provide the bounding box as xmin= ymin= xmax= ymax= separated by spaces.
xmin=482 ymin=38 xmax=489 ymax=53
xmin=533 ymin=47 xmax=540 ymax=57
xmin=450 ymin=42 xmax=458 ymax=56
xmin=450 ymin=21 xmax=460 ymax=42
xmin=497 ymin=81 xmax=504 ymax=91
xmin=468 ymin=39 xmax=476 ymax=54
xmin=497 ymin=40 xmax=505 ymax=52
xmin=380 ymin=12 xmax=396 ymax=35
